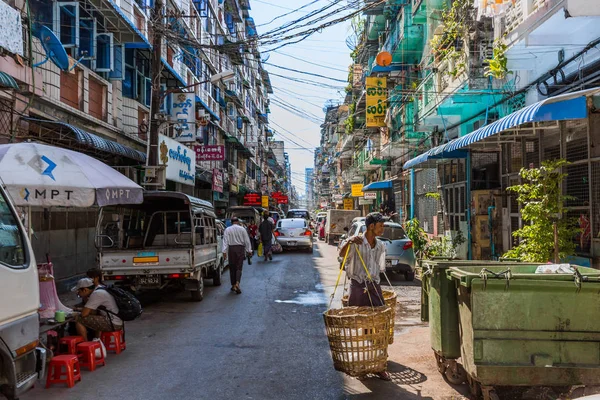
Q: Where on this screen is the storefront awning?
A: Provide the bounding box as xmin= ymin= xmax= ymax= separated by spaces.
xmin=404 ymin=87 xmax=600 ymax=169
xmin=362 ymin=179 xmax=393 ymax=191
xmin=23 ymin=117 xmax=146 ymax=162
xmin=0 ymin=72 xmax=18 ymax=89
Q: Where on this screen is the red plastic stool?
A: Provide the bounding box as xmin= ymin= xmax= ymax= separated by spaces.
xmin=45 ymin=355 xmax=81 ymax=388
xmin=100 ymin=330 xmax=125 ymax=354
xmin=76 ymin=341 xmax=106 ymax=371
xmin=58 ymin=336 xmax=84 ymax=355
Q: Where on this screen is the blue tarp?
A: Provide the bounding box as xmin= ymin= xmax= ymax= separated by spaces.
xmin=362 ymin=179 xmax=393 ymax=191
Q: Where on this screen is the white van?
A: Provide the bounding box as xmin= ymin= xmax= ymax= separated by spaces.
xmin=0 ymin=186 xmax=44 ymax=399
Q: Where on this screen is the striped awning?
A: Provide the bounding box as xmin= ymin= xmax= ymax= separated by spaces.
xmin=0 ymin=72 xmax=18 ymax=89
xmin=23 ymin=117 xmax=146 ymax=162
xmin=404 ymin=88 xmax=600 ymax=169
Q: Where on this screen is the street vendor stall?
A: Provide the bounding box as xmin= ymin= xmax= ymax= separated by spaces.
xmin=0 ymin=142 xmax=144 ymax=332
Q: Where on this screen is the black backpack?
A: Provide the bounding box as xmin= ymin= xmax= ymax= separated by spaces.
xmin=99 ymin=286 xmax=143 ymax=321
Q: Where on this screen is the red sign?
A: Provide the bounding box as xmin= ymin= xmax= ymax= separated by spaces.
xmin=212 ymin=169 xmax=223 ymax=193
xmin=243 ymin=193 xmax=262 ymax=206
xmin=277 ymin=195 xmax=289 ymax=204
xmin=271 ymin=191 xmax=283 ymax=199
xmin=194 ymin=145 xmax=225 ymax=162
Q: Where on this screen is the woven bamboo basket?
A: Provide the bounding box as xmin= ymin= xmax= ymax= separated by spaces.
xmin=341 ymin=290 xmax=397 ymax=344
xmin=323 ymin=306 xmax=393 ymax=377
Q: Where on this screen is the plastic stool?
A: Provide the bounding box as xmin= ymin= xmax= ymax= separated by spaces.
xmin=76 ymin=341 xmax=106 ymax=371
xmin=45 ymin=355 xmax=81 ymax=388
xmin=100 ymin=330 xmax=125 ymax=354
xmin=58 ymin=336 xmax=84 ymax=355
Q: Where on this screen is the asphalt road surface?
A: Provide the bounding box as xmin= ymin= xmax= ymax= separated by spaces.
xmin=27 ymin=241 xmax=475 ymax=400
xmin=27 ymin=242 xmax=349 ymax=400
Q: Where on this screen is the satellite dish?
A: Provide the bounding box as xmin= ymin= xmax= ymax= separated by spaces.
xmin=376 ymin=51 xmax=393 ymax=67
xmin=32 ymin=25 xmax=70 ymax=71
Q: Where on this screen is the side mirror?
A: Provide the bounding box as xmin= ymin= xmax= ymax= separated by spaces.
xmin=340 ymin=234 xmax=347 ymax=240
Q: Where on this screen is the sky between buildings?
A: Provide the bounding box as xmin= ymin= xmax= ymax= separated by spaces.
xmin=249 ymin=0 xmax=353 ymax=195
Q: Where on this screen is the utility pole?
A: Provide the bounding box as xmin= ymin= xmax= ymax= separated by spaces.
xmin=148 ymin=0 xmax=163 ymax=167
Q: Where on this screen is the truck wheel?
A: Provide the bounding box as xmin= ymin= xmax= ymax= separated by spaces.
xmin=213 ymin=262 xmax=222 ymax=286
xmin=190 ymin=277 xmax=204 ymax=302
xmin=405 ymin=271 xmax=415 ymax=281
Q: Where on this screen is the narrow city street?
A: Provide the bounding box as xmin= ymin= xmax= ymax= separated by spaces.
xmin=25 ymin=242 xmax=468 ymax=400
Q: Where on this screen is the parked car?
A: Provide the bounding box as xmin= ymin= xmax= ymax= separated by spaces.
xmin=274 ymin=218 xmax=313 ymax=253
xmin=337 ymin=220 xmax=416 ymax=281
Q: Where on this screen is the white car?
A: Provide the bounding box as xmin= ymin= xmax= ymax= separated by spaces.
xmin=274 ymin=218 xmax=313 ymax=253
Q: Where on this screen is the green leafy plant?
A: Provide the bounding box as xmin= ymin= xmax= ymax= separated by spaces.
xmin=485 ymin=39 xmax=511 ymax=80
xmin=344 ymin=101 xmax=357 ymax=134
xmin=427 ymin=230 xmax=465 ymax=259
xmin=425 ymin=192 xmax=441 ymax=200
xmin=405 ymin=218 xmax=429 ymax=259
xmin=503 ymin=159 xmax=580 ymax=263
xmin=429 ymin=0 xmax=472 ymax=76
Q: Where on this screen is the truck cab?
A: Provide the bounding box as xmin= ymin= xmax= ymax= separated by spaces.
xmin=96 ymin=191 xmax=221 ymax=301
xmin=0 ymin=186 xmax=44 ymax=400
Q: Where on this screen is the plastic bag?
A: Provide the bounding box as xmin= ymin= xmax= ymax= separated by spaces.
xmin=93 ymin=338 xmax=107 ymax=359
xmin=257 ymin=242 xmax=263 ymax=257
xmin=535 ymin=264 xmax=575 ymax=274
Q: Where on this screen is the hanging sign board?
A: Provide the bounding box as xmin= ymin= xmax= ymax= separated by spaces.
xmin=243 ymin=192 xmax=261 ymax=206
xmin=212 ymin=168 xmax=223 ymax=193
xmin=332 ymin=194 xmax=343 ymax=201
xmin=276 ymin=195 xmax=288 ymax=204
xmin=195 ymin=145 xmax=225 ymax=162
xmin=158 ymin=134 xmax=196 ymax=186
xmin=359 ymin=198 xmax=374 ymax=205
xmin=261 ymin=195 xmax=269 ymax=208
xmin=366 ymin=77 xmax=387 ymax=127
xmin=351 ymin=184 xmax=364 ymax=197
xmin=364 ymin=192 xmax=377 ymax=200
xmin=343 ymin=198 xmax=354 ymax=210
xmin=171 ymin=92 xmax=196 ymax=142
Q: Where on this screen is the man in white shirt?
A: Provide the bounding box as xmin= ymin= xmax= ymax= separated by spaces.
xmin=338 ymin=212 xmax=391 ymax=381
xmin=223 ymin=217 xmax=253 ymax=294
xmin=74 ymin=278 xmax=122 ymax=340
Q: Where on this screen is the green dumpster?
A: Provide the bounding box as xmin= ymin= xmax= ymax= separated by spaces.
xmin=421 ymin=259 xmax=537 ymax=385
xmin=448 ymin=265 xmax=600 ymax=399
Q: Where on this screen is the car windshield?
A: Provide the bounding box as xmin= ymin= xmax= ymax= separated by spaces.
xmin=280 ymin=220 xmax=306 ymax=228
xmin=287 ymin=211 xmax=309 ymax=219
xmin=381 ymin=226 xmax=407 ymax=240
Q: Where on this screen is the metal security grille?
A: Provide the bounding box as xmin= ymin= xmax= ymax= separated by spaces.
xmin=565 ymin=120 xmax=588 ymax=163
xmin=0 ymin=99 xmax=14 ymax=139
xmin=415 ymin=168 xmax=439 ymax=234
xmin=592 ymin=162 xmax=600 ymax=244
xmin=566 ymin=209 xmax=591 ymax=254
xmin=541 ymin=126 xmax=561 ymax=161
xmin=565 ymin=163 xmax=589 ymax=208
xmin=525 ymin=139 xmax=540 ymax=168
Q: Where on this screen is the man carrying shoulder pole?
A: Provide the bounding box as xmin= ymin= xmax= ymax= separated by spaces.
xmin=338 ymin=212 xmax=391 ymax=381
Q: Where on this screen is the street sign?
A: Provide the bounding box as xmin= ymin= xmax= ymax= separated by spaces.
xmin=243 ymin=192 xmax=261 ymax=206
xmin=351 ymin=184 xmax=364 ymax=197
xmin=158 ymin=134 xmax=195 ymax=186
xmin=261 ymin=195 xmax=269 ymax=208
xmin=212 ymin=169 xmax=223 ymax=193
xmin=359 ymin=198 xmax=374 ymax=205
xmin=364 ymin=192 xmax=377 ymax=200
xmin=171 ymin=92 xmax=196 ymax=142
xmin=195 ymin=145 xmax=225 ymax=162
xmin=366 ymin=77 xmax=387 ymax=127
xmin=343 ymin=198 xmax=354 ymax=210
